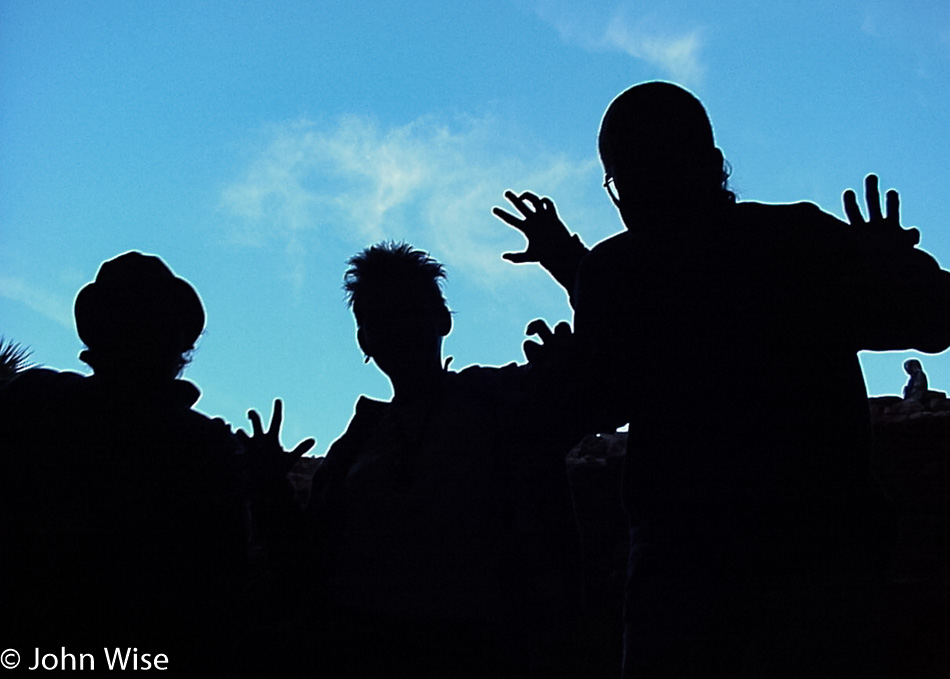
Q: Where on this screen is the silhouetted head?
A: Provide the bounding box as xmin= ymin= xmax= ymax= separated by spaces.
xmin=344 ymin=242 xmax=451 ymax=382
xmin=75 ymin=251 xmax=204 ymax=383
xmin=598 ymin=81 xmax=733 ymax=218
xmin=904 ymin=359 xmax=923 ymax=376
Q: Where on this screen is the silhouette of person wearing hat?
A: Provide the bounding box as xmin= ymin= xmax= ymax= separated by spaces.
xmin=494 ymin=82 xmax=950 ymax=677
xmin=1 ymin=252 xmax=253 ymax=668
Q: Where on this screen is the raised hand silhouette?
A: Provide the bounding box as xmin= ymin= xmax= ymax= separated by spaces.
xmin=239 ymin=398 xmax=315 ymax=485
xmin=843 ymin=173 xmax=919 ymax=246
xmin=493 ymin=190 xmax=589 ymax=296
xmin=493 ymin=190 xmax=573 ymax=264
xmin=521 ymin=318 xmax=573 ymax=366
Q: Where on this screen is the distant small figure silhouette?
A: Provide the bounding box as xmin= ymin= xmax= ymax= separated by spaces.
xmin=496 ymin=81 xmax=950 ymax=678
xmin=903 ymin=359 xmax=929 ymax=401
xmin=0 ymin=252 xmax=247 ymax=668
xmin=306 ymin=242 xmax=590 ymax=679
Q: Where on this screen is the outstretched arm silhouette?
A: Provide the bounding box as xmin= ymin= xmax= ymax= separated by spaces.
xmin=493 ymin=190 xmax=589 ymax=296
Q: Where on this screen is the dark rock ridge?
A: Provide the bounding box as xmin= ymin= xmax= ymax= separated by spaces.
xmin=869 ymin=396 xmax=950 ymax=677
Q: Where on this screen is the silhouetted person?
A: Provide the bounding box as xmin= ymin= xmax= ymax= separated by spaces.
xmin=495 ymin=82 xmax=950 ymax=678
xmin=0 ymin=252 xmax=247 ymax=669
xmin=903 ymin=359 xmax=928 ymax=401
xmin=306 ymin=242 xmax=588 ymax=678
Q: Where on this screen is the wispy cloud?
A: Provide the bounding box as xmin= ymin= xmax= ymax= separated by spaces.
xmin=219 ymin=113 xmax=599 ymax=289
xmin=531 ymin=1 xmax=705 ymax=86
xmin=0 ymin=276 xmax=73 ymax=329
xmin=603 ymin=16 xmax=704 ymax=85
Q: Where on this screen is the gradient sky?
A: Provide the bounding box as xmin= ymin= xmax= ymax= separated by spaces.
xmin=3 ymin=0 xmax=949 ymax=454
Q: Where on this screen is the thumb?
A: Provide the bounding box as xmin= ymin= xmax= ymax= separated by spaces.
xmin=292 ymin=438 xmax=317 ymax=458
xmin=522 ymin=339 xmax=542 ymax=364
xmin=503 ymin=251 xmax=532 ymax=263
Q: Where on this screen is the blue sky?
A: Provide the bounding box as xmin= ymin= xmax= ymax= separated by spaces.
xmin=3 ymin=1 xmax=949 ymax=454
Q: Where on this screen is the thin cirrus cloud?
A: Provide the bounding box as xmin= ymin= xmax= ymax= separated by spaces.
xmin=0 ymin=276 xmax=73 ymax=330
xmin=602 ymin=16 xmax=704 ymax=86
xmin=532 ymin=1 xmax=705 ymax=86
xmin=219 ymin=113 xmax=598 ymax=288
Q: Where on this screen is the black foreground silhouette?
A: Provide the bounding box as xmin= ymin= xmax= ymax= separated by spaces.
xmin=493 ymin=81 xmax=950 ymax=678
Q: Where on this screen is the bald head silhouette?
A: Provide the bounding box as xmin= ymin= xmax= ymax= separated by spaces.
xmin=598 ymin=81 xmax=731 ymax=216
